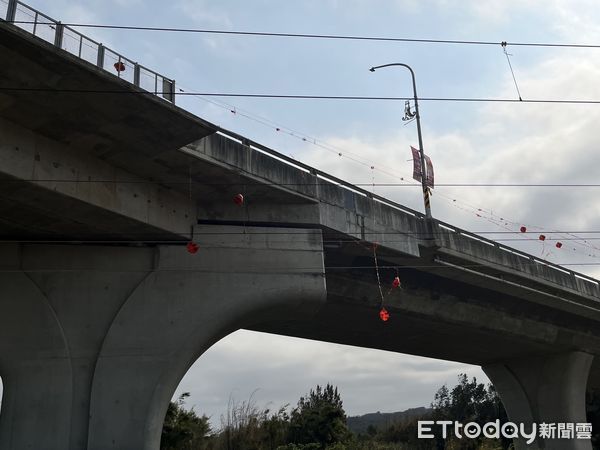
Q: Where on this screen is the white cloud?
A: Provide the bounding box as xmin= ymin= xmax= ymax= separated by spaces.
xmin=176 ymin=0 xmax=232 ymax=28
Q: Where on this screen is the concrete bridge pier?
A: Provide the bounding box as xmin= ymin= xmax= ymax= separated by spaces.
xmin=484 ymin=351 xmax=594 ymax=450
xmin=0 ymin=227 xmax=326 ymax=450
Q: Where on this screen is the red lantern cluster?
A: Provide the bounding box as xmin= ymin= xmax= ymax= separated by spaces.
xmin=379 ymin=307 xmax=390 ymax=322
xmin=392 ymin=276 xmax=401 ymax=288
xmin=114 ymin=61 xmax=126 ymax=72
xmin=233 ymin=193 xmax=244 ymax=206
xmin=186 ymin=241 xmax=199 ymax=254
xmin=539 ymin=234 xmax=546 ymax=241
xmin=520 ymin=226 xmax=527 ymax=233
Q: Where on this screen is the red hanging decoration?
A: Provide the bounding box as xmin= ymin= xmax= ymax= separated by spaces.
xmin=114 ymin=61 xmax=126 ymax=72
xmin=520 ymin=226 xmax=527 ymax=233
xmin=556 ymin=242 xmax=563 ymax=249
xmin=186 ymin=241 xmax=199 ymax=254
xmin=233 ymin=193 xmax=244 ymax=206
xmin=392 ymin=276 xmax=401 ymax=288
xmin=379 ymin=307 xmax=390 ymax=322
xmin=539 ymin=234 xmax=546 ymax=241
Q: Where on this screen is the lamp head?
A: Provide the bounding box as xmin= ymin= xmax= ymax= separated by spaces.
xmin=369 ymin=67 xmax=376 ymax=72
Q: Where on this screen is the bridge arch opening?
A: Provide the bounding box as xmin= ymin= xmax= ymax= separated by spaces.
xmin=168 ymin=329 xmax=487 ymax=438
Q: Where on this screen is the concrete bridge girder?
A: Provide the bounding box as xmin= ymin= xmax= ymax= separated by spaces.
xmin=0 ymin=227 xmax=326 ymax=450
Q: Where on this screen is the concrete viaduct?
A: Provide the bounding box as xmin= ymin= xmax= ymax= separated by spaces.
xmin=0 ymin=3 xmax=599 ymax=449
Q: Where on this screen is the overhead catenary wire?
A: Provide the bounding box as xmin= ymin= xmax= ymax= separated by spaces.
xmin=7 ymin=87 xmax=600 ymax=104
xmin=0 ymin=262 xmax=598 ymax=273
xmin=5 ymin=179 xmax=600 ymax=187
xmin=10 ymin=20 xmax=600 ymax=50
xmin=6 ymin=229 xmax=600 ymax=236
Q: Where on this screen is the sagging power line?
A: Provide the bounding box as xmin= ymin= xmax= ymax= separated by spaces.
xmin=9 ymin=20 xmax=600 ymax=50
xmin=5 ymin=87 xmax=600 ymax=105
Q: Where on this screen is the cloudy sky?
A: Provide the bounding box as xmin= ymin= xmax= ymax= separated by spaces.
xmin=4 ymin=0 xmax=600 ymax=425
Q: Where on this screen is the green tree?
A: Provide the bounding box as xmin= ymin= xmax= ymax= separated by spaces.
xmin=161 ymin=392 xmax=211 ymax=450
xmin=430 ymin=374 xmax=509 ymax=449
xmin=288 ymin=384 xmax=352 ymax=448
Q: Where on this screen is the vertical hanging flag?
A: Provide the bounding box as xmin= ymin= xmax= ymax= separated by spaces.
xmin=411 ymin=146 xmax=434 ymax=189
xmin=410 ymin=146 xmax=422 ymax=182
xmin=425 ymin=155 xmax=434 ymax=189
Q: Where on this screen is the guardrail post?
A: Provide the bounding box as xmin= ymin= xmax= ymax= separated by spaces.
xmin=133 ymin=64 xmax=140 ymax=87
xmin=161 ymin=78 xmax=175 ymax=103
xmin=96 ymin=44 xmax=105 ymax=69
xmin=6 ymin=0 xmax=17 ymax=22
xmin=53 ymin=21 xmax=64 ymax=48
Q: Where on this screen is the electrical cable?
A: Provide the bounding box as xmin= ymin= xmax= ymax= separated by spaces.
xmin=4 ymin=179 xmax=600 ymax=187
xmin=6 ymin=87 xmax=600 ymax=104
xmin=0 ymin=262 xmax=597 ymax=273
xmin=9 ymin=20 xmax=600 ymax=50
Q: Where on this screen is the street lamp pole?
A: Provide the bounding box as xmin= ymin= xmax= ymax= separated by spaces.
xmin=369 ymin=63 xmax=432 ymax=220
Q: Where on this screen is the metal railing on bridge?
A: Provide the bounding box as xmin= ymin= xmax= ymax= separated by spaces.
xmin=0 ymin=0 xmax=176 ymax=104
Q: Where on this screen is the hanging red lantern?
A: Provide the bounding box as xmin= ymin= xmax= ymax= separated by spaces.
xmin=233 ymin=193 xmax=244 ymax=206
xmin=520 ymin=226 xmax=527 ymax=233
xmin=114 ymin=61 xmax=126 ymax=72
xmin=379 ymin=307 xmax=390 ymax=322
xmin=392 ymin=276 xmax=401 ymax=288
xmin=186 ymin=241 xmax=199 ymax=254
xmin=556 ymin=242 xmax=563 ymax=249
xmin=539 ymin=234 xmax=546 ymax=241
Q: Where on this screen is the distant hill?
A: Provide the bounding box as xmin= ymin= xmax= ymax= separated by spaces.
xmin=347 ymin=407 xmax=431 ymax=434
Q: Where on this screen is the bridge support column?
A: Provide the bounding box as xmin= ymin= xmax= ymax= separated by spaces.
xmin=483 ymin=351 xmax=594 ymax=450
xmin=0 ymin=226 xmax=326 ymax=450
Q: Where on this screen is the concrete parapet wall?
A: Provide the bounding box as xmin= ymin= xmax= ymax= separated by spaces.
xmin=433 ymin=222 xmax=600 ymax=301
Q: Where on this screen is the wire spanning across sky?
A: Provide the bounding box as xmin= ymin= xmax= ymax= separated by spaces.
xmin=6 ymin=87 xmax=600 ymax=104
xmin=11 ymin=20 xmax=600 ymax=49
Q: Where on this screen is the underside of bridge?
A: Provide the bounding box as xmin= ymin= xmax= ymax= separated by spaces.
xmin=0 ymin=17 xmax=599 ymax=450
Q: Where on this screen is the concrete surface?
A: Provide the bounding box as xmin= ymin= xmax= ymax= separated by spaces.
xmin=0 ymin=227 xmax=326 ymax=450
